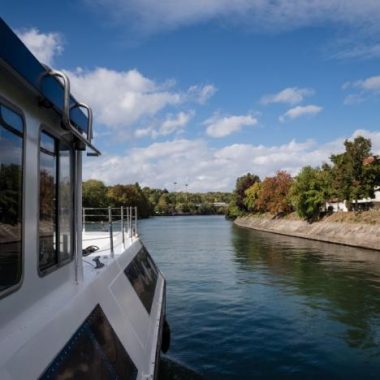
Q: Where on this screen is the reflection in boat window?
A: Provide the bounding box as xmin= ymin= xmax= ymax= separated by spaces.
xmin=39 ymin=131 xmax=73 ymax=273
xmin=39 ymin=305 xmax=138 ymax=380
xmin=125 ymin=246 xmax=158 ymax=313
xmin=58 ymin=143 xmax=72 ymax=263
xmin=0 ymin=104 xmax=23 ymax=294
xmin=39 ymin=133 xmax=57 ymax=270
xmin=0 ymin=104 xmax=23 ymax=133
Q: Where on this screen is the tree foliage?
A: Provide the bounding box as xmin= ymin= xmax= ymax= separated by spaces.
xmin=82 ymin=180 xmax=232 ymax=218
xmin=256 ymin=171 xmax=293 ymax=215
xmin=330 ymin=136 xmax=377 ymax=208
xmin=290 ymin=166 xmax=332 ymax=221
xmin=226 ymin=173 xmax=260 ymax=218
xmin=228 ymin=135 xmax=380 ymax=221
xmin=82 ymin=180 xmax=108 ymax=208
xmin=234 ymin=173 xmax=260 ymax=211
xmin=244 ymin=182 xmax=262 ymax=212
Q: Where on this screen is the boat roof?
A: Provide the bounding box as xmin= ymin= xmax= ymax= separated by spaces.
xmin=0 ymin=17 xmax=99 ymax=154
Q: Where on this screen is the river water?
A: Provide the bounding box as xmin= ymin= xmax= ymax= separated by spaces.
xmin=139 ymin=215 xmax=380 ymax=379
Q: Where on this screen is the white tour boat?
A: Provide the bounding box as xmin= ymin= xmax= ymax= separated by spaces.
xmin=0 ymin=18 xmax=169 ymax=380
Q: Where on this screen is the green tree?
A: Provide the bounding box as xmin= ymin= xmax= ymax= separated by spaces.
xmin=234 ymin=173 xmax=261 ymax=211
xmin=244 ymin=182 xmax=263 ymax=212
xmin=156 ymin=193 xmax=171 ymax=214
xmin=107 ymin=183 xmax=153 ymax=218
xmin=226 ymin=173 xmax=260 ymax=219
xmin=290 ymin=166 xmax=332 ymax=221
xmin=82 ymin=180 xmax=108 ymax=208
xmin=330 ymin=136 xmax=375 ymax=209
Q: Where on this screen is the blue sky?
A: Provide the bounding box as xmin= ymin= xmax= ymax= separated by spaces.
xmin=3 ymin=1 xmax=380 ymax=191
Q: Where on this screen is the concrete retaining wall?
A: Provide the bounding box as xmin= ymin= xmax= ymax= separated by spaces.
xmin=234 ymin=216 xmax=380 ymax=251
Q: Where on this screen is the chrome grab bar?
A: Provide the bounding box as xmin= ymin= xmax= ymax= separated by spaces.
xmin=40 ymin=69 xmax=71 ymax=128
xmin=70 ymin=102 xmax=94 ymax=142
xmin=39 ymin=69 xmax=100 ymax=156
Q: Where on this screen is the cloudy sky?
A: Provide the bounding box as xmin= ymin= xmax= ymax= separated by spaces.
xmin=3 ymin=1 xmax=380 ymax=191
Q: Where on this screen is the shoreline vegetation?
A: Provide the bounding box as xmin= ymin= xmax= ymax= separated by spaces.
xmin=227 ymin=135 xmax=379 ymax=250
xmin=226 ymin=136 xmax=380 ymax=222
xmin=82 ymin=180 xmax=231 ymax=218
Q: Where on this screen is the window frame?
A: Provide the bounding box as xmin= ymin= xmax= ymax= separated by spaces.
xmin=38 ymin=127 xmax=75 ymax=277
xmin=0 ymin=96 xmax=25 ymax=299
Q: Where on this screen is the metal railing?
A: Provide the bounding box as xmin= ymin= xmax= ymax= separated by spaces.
xmin=82 ymin=206 xmax=138 ymax=257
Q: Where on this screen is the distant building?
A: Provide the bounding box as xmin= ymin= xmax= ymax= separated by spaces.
xmin=212 ymin=202 xmax=228 ymax=207
xmin=326 ymin=187 xmax=380 ymax=212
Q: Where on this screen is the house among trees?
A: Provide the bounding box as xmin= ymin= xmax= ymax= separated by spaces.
xmin=326 ymin=153 xmax=380 ymax=212
xmin=326 ymin=187 xmax=380 ymax=213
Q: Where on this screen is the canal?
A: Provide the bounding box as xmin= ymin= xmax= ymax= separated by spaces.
xmin=139 ymin=215 xmax=380 ymax=379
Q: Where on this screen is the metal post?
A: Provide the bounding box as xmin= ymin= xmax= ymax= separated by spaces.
xmin=121 ymin=206 xmax=125 ymax=246
xmin=134 ymin=206 xmax=138 ymax=236
xmin=126 ymin=206 xmax=129 ymax=238
xmin=129 ymin=207 xmax=132 ymax=238
xmin=82 ymin=207 xmax=86 ymax=232
xmin=108 ymin=206 xmax=114 ymax=258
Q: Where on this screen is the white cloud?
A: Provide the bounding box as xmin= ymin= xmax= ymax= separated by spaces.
xmin=347 ymin=75 xmax=380 ymax=92
xmin=65 ymin=67 xmax=213 ymax=136
xmin=343 ymin=94 xmax=366 ymax=106
xmin=89 ymin=1 xmax=380 ymax=36
xmin=333 ymin=42 xmax=380 ymax=60
xmin=66 ymin=67 xmax=180 ymax=129
xmin=17 ymin=28 xmax=63 ymax=66
xmin=204 ymin=113 xmax=258 ymax=138
xmin=260 ymin=87 xmax=314 ymax=105
xmin=279 ymin=105 xmax=322 ymax=123
xmin=343 ymin=75 xmax=380 ymax=105
xmin=160 ymin=111 xmax=192 ymax=134
xmin=135 ymin=111 xmax=193 ymax=138
xmin=84 ymin=130 xmax=380 ymax=192
xmin=188 ymin=84 xmax=217 ymax=104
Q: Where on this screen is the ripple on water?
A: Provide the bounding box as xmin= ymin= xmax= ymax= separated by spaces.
xmin=140 ymin=216 xmax=380 ymax=380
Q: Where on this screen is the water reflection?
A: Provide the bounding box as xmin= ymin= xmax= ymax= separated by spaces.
xmin=140 ymin=216 xmax=380 ymax=379
xmin=232 ymin=226 xmax=380 ymax=352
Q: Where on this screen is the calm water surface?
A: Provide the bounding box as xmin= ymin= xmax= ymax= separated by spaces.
xmin=139 ymin=215 xmax=380 ymax=379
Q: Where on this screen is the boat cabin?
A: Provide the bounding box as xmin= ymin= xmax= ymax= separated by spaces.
xmin=0 ymin=18 xmax=168 ymax=380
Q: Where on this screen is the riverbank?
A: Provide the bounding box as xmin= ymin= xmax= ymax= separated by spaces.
xmin=234 ymin=214 xmax=380 ymax=251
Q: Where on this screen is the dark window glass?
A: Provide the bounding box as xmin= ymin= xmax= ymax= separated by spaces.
xmin=0 ymin=104 xmax=23 ymax=133
xmin=125 ymin=246 xmax=158 ymax=314
xmin=58 ymin=143 xmax=72 ymax=262
xmin=0 ymin=111 xmax=23 ymax=293
xmin=40 ymin=131 xmax=55 ymax=153
xmin=39 ymin=305 xmax=138 ymax=380
xmin=39 ymin=133 xmax=57 ymax=270
xmin=39 ymin=131 xmax=73 ymax=273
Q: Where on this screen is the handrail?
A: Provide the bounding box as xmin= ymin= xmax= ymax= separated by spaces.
xmin=40 ymin=69 xmax=71 ymax=128
xmin=39 ymin=69 xmax=101 ymax=156
xmin=70 ymin=102 xmax=93 ymax=142
xmin=82 ymin=206 xmax=139 ymax=258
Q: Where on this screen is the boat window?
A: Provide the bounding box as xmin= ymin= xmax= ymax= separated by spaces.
xmin=39 ymin=131 xmax=73 ymax=273
xmin=58 ymin=143 xmax=72 ymax=262
xmin=0 ymin=104 xmax=23 ymax=295
xmin=1 ymin=104 xmax=23 ymax=133
xmin=39 ymin=305 xmax=138 ymax=380
xmin=125 ymin=246 xmax=158 ymax=314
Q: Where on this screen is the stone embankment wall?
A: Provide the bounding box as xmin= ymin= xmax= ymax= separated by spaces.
xmin=235 ymin=216 xmax=380 ymax=251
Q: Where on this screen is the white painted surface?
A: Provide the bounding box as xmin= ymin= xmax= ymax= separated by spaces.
xmin=0 ymin=59 xmax=165 ymax=379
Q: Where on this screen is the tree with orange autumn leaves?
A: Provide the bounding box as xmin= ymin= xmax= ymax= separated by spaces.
xmin=227 ymin=136 xmax=380 ymax=220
